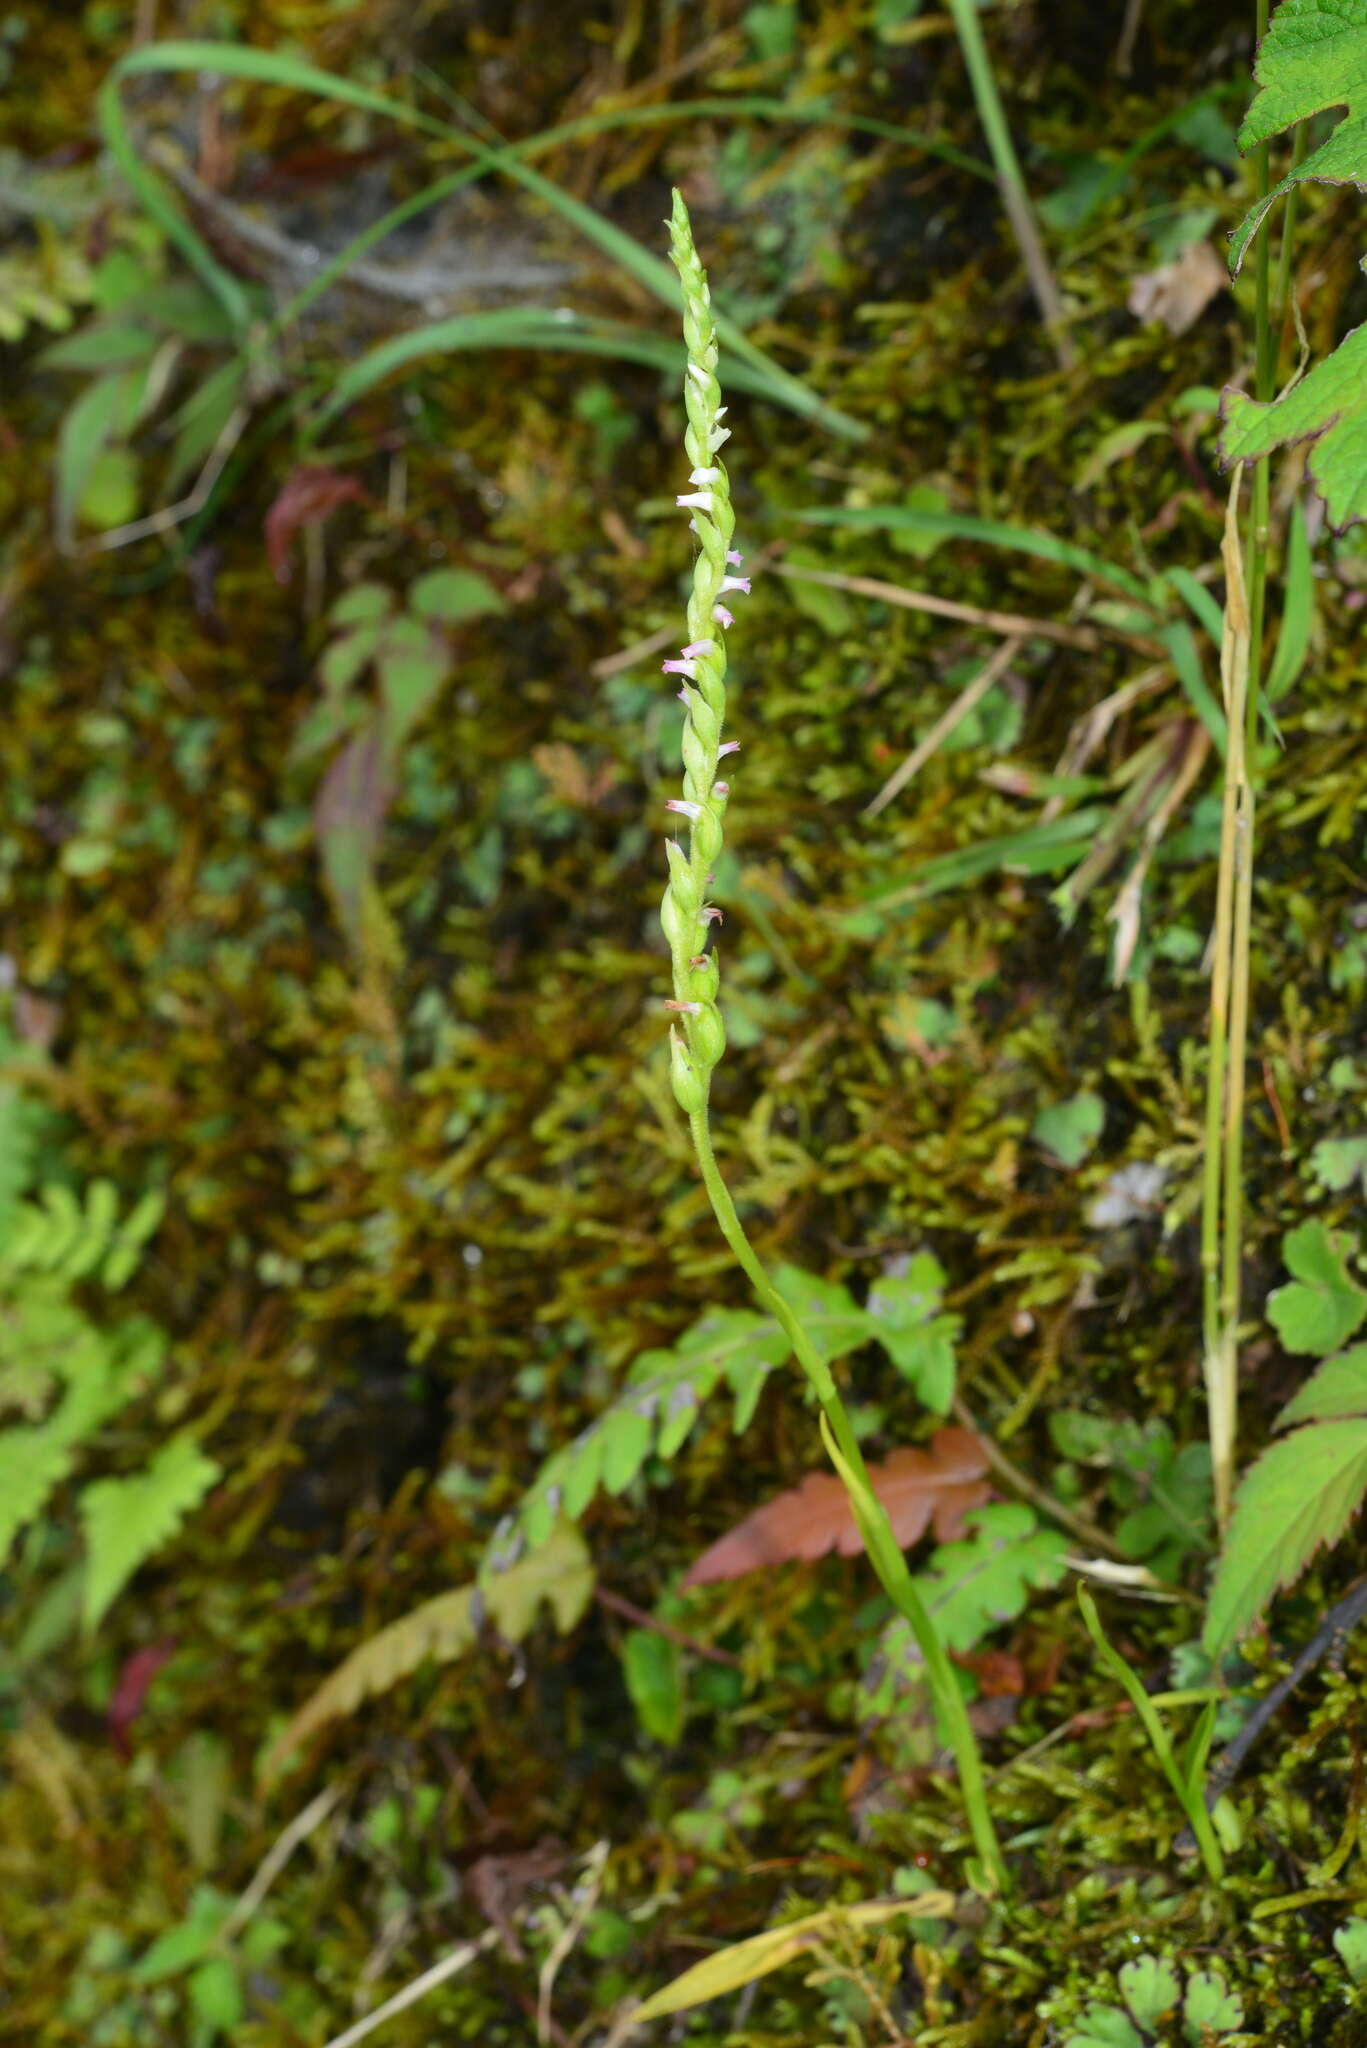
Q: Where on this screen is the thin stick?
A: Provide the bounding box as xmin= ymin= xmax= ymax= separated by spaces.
xmin=944 ymin=0 xmax=1076 ymax=369
xmin=320 ymin=1930 xmax=501 ymax=2048
xmin=593 ymin=1584 xmax=741 ymax=1667
xmin=221 ymin=1782 xmax=346 ymax=1943
xmin=863 ymin=636 xmax=1022 ymax=819
xmin=770 ymin=561 xmax=1098 ymax=650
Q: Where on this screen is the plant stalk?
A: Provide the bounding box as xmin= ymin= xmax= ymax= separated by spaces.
xmin=688 ymin=1109 xmax=1008 ymax=1894
xmin=944 ymin=0 xmax=1076 ymax=370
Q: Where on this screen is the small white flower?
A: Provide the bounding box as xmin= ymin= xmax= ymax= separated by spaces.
xmin=720 ymin=574 xmax=751 ymax=596
xmin=676 ymin=490 xmax=714 ymax=512
xmin=712 ymin=603 xmax=734 ymax=628
xmin=689 ymin=466 xmax=719 ymax=485
xmin=680 ymin=639 xmax=716 ymax=657
xmin=666 ymin=799 xmax=703 ymax=821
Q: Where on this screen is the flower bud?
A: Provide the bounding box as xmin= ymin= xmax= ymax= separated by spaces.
xmin=669 ymin=1027 xmax=708 ymax=1115
xmin=692 ymin=806 xmax=723 ymax=868
xmin=690 ymin=1002 xmax=726 ymax=1070
xmin=688 ymin=951 xmax=720 ymax=1002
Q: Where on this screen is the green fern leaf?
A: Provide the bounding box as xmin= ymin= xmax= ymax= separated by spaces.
xmin=80 ymin=1431 xmax=222 ymax=1630
xmin=1220 ymin=2 xmax=1367 ymax=527
xmin=267 ymin=1520 xmax=592 ymax=1774
xmin=912 ymin=1502 xmax=1068 ymax=1653
xmin=1203 ymin=1419 xmax=1367 ymax=1654
xmin=0 ymin=1421 xmax=78 ymax=1565
xmin=511 ymin=1266 xmax=961 ymax=1550
xmin=516 ymin=1313 xmax=791 ymax=1548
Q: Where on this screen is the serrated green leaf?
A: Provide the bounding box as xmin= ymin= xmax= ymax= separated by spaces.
xmin=622 ymin=1628 xmax=685 ymax=1744
xmin=1119 ymin=1953 xmax=1180 ymax=2028
xmin=1063 ymin=2005 xmax=1145 ymax=2048
xmin=1182 ymin=1967 xmax=1243 ymax=2041
xmin=1223 ymin=323 xmax=1367 ymax=533
xmin=1277 ymin=1342 xmax=1367 ymax=1426
xmin=1268 ymin=1221 xmax=1367 ymax=1354
xmin=1228 ymin=1 xmax=1367 ymax=274
xmin=1203 ymin=1419 xmax=1367 ymax=1653
xmin=80 ymin=1431 xmax=222 ymax=1631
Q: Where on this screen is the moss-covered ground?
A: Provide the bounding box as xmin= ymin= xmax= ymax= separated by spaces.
xmin=3 ymin=0 xmax=1367 ymax=2041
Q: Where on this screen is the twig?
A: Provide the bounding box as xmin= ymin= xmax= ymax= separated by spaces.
xmin=863 ymin=635 xmax=1022 ymax=819
xmin=537 ymin=1840 xmax=609 ymax=2045
xmin=771 ymin=560 xmax=1099 ymax=650
xmin=221 ymin=1781 xmax=347 ymax=1943
xmin=952 ymin=1393 xmax=1125 ymax=1560
xmin=319 ymin=1930 xmax=502 ymax=2048
xmin=593 ymin=1585 xmax=741 ymax=1667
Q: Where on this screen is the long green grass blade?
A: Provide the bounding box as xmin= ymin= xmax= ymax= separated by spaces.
xmin=310 ymin=311 xmax=787 ymax=432
xmin=853 ymin=808 xmax=1109 ymax=919
xmin=100 ymin=42 xmax=867 ymax=440
xmin=793 ymin=504 xmax=1157 ymax=604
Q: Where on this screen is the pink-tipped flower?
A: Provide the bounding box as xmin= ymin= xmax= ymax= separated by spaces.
xmin=666 ymin=798 xmax=703 ymax=821
xmin=717 ymin=740 xmax=740 ymax=757
xmin=726 ymin=549 xmax=743 ymax=566
xmin=712 ymin=603 xmax=734 ymax=629
xmin=662 ymin=658 xmax=698 ymax=678
xmin=699 ymin=905 xmax=723 ymax=925
xmin=665 ymin=998 xmax=703 ymax=1015
xmin=712 ymin=781 xmax=730 ymax=798
xmin=676 ymin=490 xmax=713 ymax=512
xmin=720 ymin=575 xmax=751 ymax=597
xmin=680 ymin=639 xmax=715 ymax=658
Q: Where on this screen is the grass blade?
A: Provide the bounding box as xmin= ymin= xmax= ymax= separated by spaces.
xmin=101 ymin=42 xmax=866 ymax=440
xmin=793 ymin=504 xmax=1157 ymax=605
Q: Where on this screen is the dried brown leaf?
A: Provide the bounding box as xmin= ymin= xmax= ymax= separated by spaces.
xmin=1128 ymin=240 xmax=1227 ymax=338
xmin=683 ymin=1427 xmax=991 ymax=1586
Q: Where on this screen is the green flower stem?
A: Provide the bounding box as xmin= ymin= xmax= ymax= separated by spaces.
xmin=689 ymin=1113 xmax=1007 ymax=1891
xmin=660 ymin=191 xmax=1005 ymax=1895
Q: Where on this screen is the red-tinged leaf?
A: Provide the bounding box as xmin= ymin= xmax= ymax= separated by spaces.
xmin=264 ymin=465 xmax=366 ymax=584
xmin=108 ymin=1638 xmax=178 ymax=1757
xmin=314 ymin=726 xmax=394 ymax=949
xmin=683 ymin=1427 xmax=991 ymax=1587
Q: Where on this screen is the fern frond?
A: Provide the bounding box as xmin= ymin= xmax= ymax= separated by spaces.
xmin=0 ymin=1421 xmax=78 ymax=1565
xmin=79 ymin=1431 xmax=222 ymax=1630
xmin=510 ymin=1262 xmax=956 ymax=1551
xmin=1 ymin=1179 xmax=165 ymax=1290
xmin=267 ymin=1520 xmax=594 ymax=1777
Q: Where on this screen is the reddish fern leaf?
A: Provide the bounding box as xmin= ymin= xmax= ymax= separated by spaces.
xmin=683 ymin=1427 xmax=991 ymax=1586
